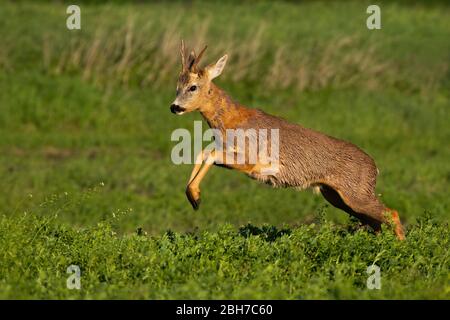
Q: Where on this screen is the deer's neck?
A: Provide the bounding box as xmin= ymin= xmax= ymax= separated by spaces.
xmin=200 ymin=83 xmax=254 ymax=131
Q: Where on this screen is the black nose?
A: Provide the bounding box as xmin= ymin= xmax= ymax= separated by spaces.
xmin=170 ymin=104 xmax=185 ymax=114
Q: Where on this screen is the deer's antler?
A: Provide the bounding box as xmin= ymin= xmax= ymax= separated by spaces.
xmin=191 ymin=45 xmax=207 ymax=71
xmin=180 ymin=40 xmax=186 ymax=71
xmin=181 ymin=41 xmax=208 ymax=72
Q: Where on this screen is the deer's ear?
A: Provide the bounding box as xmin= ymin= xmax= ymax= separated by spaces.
xmin=206 ymin=54 xmax=228 ymax=80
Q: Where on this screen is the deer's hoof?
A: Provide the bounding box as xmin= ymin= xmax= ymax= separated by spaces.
xmin=186 ymin=187 xmax=201 ymax=210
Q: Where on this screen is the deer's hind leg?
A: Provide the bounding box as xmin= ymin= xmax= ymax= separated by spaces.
xmin=319 ymin=184 xmax=405 ymax=239
xmin=319 ymin=184 xmax=384 ymax=231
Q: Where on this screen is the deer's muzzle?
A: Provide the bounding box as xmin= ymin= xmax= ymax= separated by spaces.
xmin=170 ymin=104 xmax=186 ymax=114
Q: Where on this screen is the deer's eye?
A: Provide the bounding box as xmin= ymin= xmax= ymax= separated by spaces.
xmin=189 ymin=85 xmax=197 ymax=92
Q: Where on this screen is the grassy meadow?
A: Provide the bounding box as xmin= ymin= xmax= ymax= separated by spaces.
xmin=0 ymin=0 xmax=449 ymax=299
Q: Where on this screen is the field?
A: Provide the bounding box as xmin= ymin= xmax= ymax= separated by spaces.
xmin=0 ymin=0 xmax=449 ymax=299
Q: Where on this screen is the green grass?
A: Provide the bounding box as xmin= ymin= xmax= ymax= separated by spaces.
xmin=1 ymin=213 xmax=448 ymax=299
xmin=0 ymin=0 xmax=449 ymax=299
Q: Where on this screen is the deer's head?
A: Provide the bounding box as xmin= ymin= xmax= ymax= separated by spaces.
xmin=170 ymin=41 xmax=228 ymax=115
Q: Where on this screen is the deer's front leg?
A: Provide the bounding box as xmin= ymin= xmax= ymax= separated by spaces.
xmin=187 ymin=150 xmax=209 ymax=185
xmin=186 ymin=150 xmax=216 ymax=210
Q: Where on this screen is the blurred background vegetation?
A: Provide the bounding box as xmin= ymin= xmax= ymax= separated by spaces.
xmin=0 ymin=0 xmax=449 ymax=234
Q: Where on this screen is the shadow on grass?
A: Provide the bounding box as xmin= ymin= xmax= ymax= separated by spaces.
xmin=238 ymin=223 xmax=292 ymax=242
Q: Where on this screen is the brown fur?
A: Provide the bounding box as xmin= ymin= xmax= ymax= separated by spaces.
xmin=172 ymin=44 xmax=405 ymax=240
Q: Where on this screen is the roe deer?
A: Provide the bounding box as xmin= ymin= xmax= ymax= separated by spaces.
xmin=170 ymin=41 xmax=405 ymax=240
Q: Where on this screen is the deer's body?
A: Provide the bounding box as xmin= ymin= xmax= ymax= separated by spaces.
xmin=171 ymin=42 xmax=405 ymax=240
